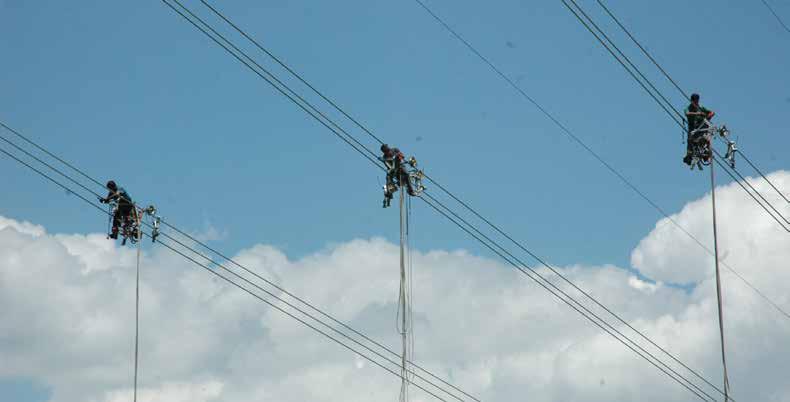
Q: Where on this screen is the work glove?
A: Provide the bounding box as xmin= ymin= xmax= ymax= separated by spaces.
xmin=99 ymin=197 xmax=107 ymax=204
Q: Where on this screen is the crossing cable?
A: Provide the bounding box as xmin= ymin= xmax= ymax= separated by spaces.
xmin=591 ymin=0 xmax=790 ymax=206
xmin=154 ymin=2 xmax=752 ymax=399
xmin=417 ymin=193 xmax=716 ymax=402
xmin=759 ymin=0 xmax=790 ymax=33
xmin=407 ymin=1 xmax=790 ymax=322
xmin=0 ymin=143 xmax=467 ymax=402
xmin=0 ymin=120 xmax=479 ymax=402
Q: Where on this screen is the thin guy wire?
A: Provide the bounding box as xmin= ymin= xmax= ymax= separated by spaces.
xmin=408 ymin=0 xmax=790 ymax=322
xmin=417 ymin=194 xmax=714 ymax=402
xmin=0 ymin=145 xmax=459 ymax=402
xmin=760 ymin=0 xmax=790 ymax=33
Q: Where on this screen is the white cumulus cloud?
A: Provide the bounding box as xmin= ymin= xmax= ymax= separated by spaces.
xmin=0 ymin=171 xmax=789 ymax=402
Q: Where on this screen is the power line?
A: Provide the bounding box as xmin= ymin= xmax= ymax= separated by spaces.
xmin=739 ymin=151 xmax=790 ymax=204
xmin=0 ymin=122 xmax=480 ymax=402
xmin=154 ymin=2 xmax=753 ymax=399
xmin=162 ymin=0 xmax=382 ymax=168
xmin=0 ymin=122 xmax=475 ymax=401
xmin=198 ymin=0 xmax=387 ymax=147
xmin=0 ymin=141 xmax=472 ymax=402
xmin=559 ymin=0 xmax=684 ymax=130
xmin=151 ymin=234 xmax=454 ymax=402
xmin=408 ymin=0 xmax=790 ymax=324
xmin=0 ymin=121 xmax=106 ymax=189
xmin=560 ymin=0 xmax=788 ymax=235
xmin=422 ymin=173 xmax=730 ymax=398
xmin=569 ymin=0 xmax=789 ymax=233
xmin=557 ymin=1 xmax=789 ymax=398
xmin=592 ymin=0 xmax=688 ymax=99
xmin=417 ymin=193 xmax=717 ymax=402
xmin=8 ymin=99 xmax=714 ymax=402
xmin=563 ymin=0 xmax=686 ymax=125
xmin=712 ymin=152 xmax=789 ymax=233
xmin=591 ymin=0 xmax=790 ymax=207
xmin=0 ymin=130 xmax=478 ymax=400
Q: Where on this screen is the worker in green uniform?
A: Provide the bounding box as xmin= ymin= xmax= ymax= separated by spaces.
xmin=683 ymin=93 xmax=715 ymax=165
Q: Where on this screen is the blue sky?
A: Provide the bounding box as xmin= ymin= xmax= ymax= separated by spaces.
xmin=1 ymin=1 xmax=789 ymax=399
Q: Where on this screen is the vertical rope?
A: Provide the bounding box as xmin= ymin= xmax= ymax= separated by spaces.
xmin=710 ymin=163 xmax=731 ymax=401
xmin=398 ymin=182 xmax=410 ymax=402
xmin=133 ymin=212 xmax=143 ymax=402
xmin=106 ymin=205 xmax=113 ymax=239
xmin=406 ymin=195 xmax=416 ymax=376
